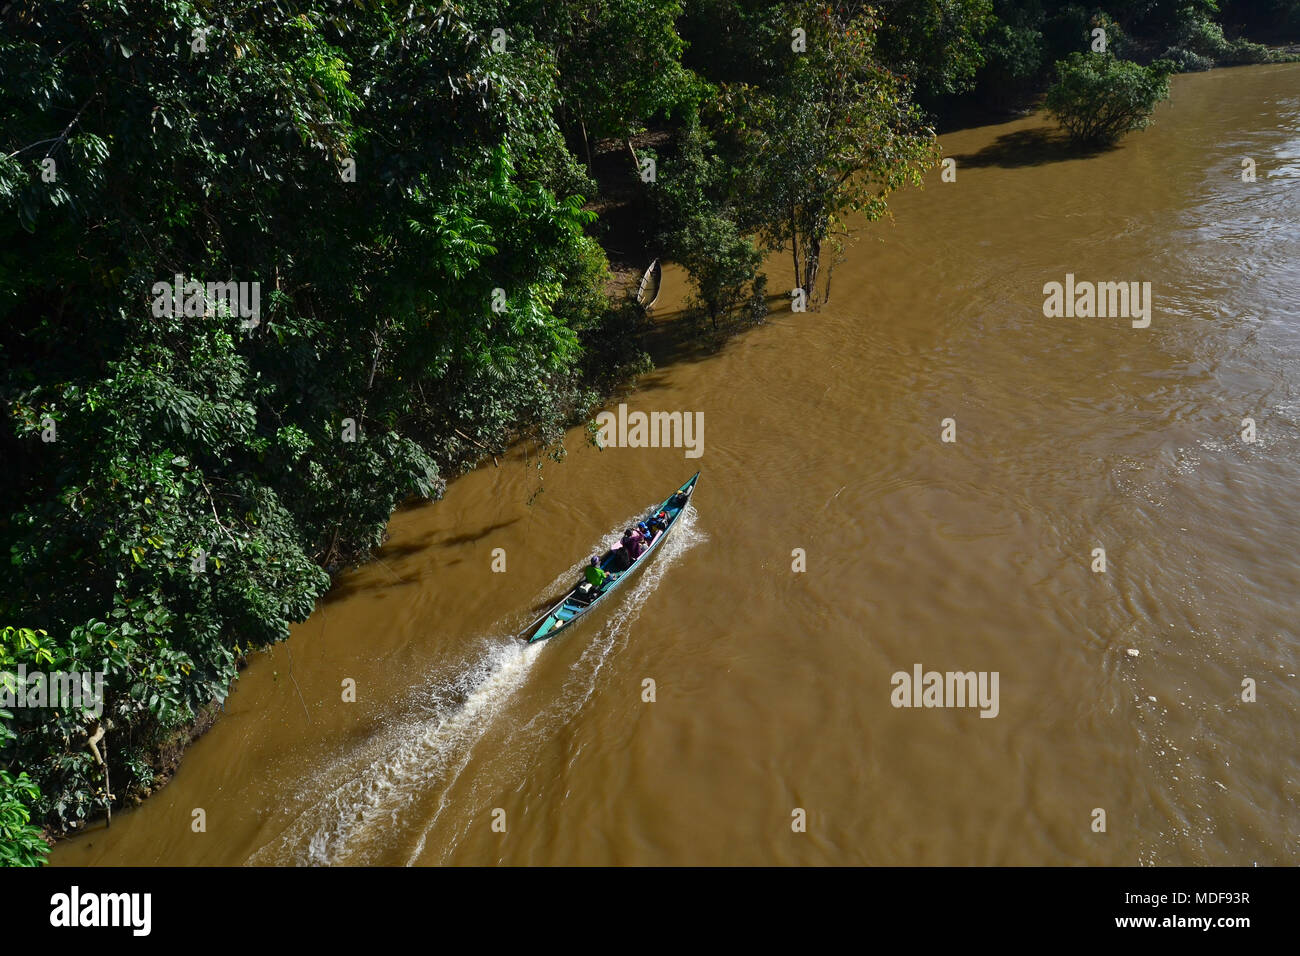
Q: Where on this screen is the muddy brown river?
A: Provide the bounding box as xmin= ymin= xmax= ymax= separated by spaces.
xmin=53 ymin=63 xmax=1300 ymax=866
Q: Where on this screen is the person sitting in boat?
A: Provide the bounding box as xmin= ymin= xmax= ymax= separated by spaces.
xmin=668 ymin=489 xmax=690 ymax=509
xmin=621 ymin=527 xmax=646 ymax=566
xmin=638 ymin=520 xmax=654 ymax=543
xmin=584 ymin=555 xmax=611 ymax=589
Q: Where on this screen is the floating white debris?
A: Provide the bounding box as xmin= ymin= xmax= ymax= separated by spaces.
xmin=1127 ymin=648 xmax=1140 ymax=657
xmin=1148 ymin=696 xmax=1158 ymax=702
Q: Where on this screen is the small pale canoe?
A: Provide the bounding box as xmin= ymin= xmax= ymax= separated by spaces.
xmin=635 ymin=258 xmax=662 ymax=309
xmin=519 ymin=472 xmax=699 ymax=643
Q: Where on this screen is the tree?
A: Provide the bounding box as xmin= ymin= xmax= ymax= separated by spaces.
xmin=513 ymin=0 xmax=693 ymax=169
xmin=874 ymin=0 xmax=996 ymax=103
xmin=724 ymin=3 xmax=938 ymax=307
xmin=1044 ymin=52 xmax=1174 ymax=147
xmin=676 ymin=212 xmax=766 ymax=328
xmin=653 ymin=116 xmax=765 ymax=329
xmin=564 ymin=0 xmax=691 ymax=139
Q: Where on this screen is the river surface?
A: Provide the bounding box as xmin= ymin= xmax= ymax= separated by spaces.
xmin=54 ymin=63 xmax=1300 ymax=866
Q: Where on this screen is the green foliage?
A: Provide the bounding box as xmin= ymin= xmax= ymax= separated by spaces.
xmin=962 ymin=0 xmax=1297 ymax=111
xmin=0 ymin=0 xmax=615 ymax=836
xmin=653 ymin=117 xmax=765 ymax=327
xmin=1159 ymin=44 xmax=1215 ymax=71
xmin=677 ymin=213 xmax=766 ymax=328
xmin=678 ymin=0 xmax=794 ymax=87
xmin=1091 ymin=12 xmax=1133 ymax=59
xmin=984 ymin=22 xmax=1043 ymax=80
xmin=1045 ymin=52 xmax=1175 ymax=147
xmin=1181 ymin=15 xmax=1236 ymax=57
xmin=555 ymin=0 xmax=693 ymax=141
xmin=875 ymin=0 xmax=996 ymax=102
xmin=0 ymin=770 xmax=49 ymax=866
xmin=1163 ymin=13 xmax=1279 ymax=66
xmin=1133 ymin=0 xmax=1223 ymax=36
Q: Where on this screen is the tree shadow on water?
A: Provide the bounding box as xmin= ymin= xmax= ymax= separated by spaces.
xmin=949 ymin=128 xmax=1116 ymax=169
xmin=318 ymin=519 xmax=518 ymax=604
xmin=639 ymin=291 xmax=792 ymax=366
xmin=432 ymin=518 xmax=520 ymax=549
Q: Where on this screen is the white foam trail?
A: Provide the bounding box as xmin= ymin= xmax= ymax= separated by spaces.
xmin=247 ymin=503 xmax=705 ymax=866
xmin=248 ymin=637 xmax=540 ymax=865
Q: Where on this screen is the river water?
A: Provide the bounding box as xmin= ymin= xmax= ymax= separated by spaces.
xmin=53 ymin=63 xmax=1300 ymax=866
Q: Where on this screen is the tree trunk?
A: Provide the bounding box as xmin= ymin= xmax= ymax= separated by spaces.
xmin=626 ymin=138 xmax=641 ymax=180
xmin=88 ymin=723 xmax=111 ymax=827
xmin=805 ymin=236 xmax=821 ymax=307
xmin=790 ymin=208 xmax=804 ymax=305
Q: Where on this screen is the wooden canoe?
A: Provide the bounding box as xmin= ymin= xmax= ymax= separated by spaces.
xmin=519 ymin=472 xmax=699 ymax=643
xmin=635 ymin=258 xmax=662 ymax=309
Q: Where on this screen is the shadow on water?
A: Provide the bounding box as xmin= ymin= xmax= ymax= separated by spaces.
xmin=380 ymin=518 xmax=522 ymax=560
xmin=320 ymin=565 xmax=425 ymax=605
xmin=318 ymin=518 xmax=521 ymax=604
xmin=639 ymin=292 xmax=795 ymax=369
xmin=433 ymin=518 xmax=521 ymax=548
xmin=949 ymin=127 xmax=1116 ymax=168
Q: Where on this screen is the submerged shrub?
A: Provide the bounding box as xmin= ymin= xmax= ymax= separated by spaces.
xmin=1045 ymin=53 xmax=1175 ymax=147
xmin=1161 ymin=46 xmax=1215 ymax=71
xmin=673 ymin=212 xmax=765 ymax=330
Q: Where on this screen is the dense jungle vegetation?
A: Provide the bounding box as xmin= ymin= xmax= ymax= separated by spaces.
xmin=2 ymin=0 xmax=1297 ymax=863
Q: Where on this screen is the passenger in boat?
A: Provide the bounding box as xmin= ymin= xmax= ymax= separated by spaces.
xmin=622 ymin=527 xmax=646 ymax=565
xmin=668 ymin=490 xmax=690 ymax=509
xmin=638 ymin=520 xmax=654 ymax=543
xmin=584 ymin=555 xmax=611 ymax=589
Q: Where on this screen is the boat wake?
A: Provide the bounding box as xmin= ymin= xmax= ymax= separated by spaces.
xmin=246 ymin=635 xmax=540 ymax=866
xmin=246 ymin=503 xmax=705 ymax=866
